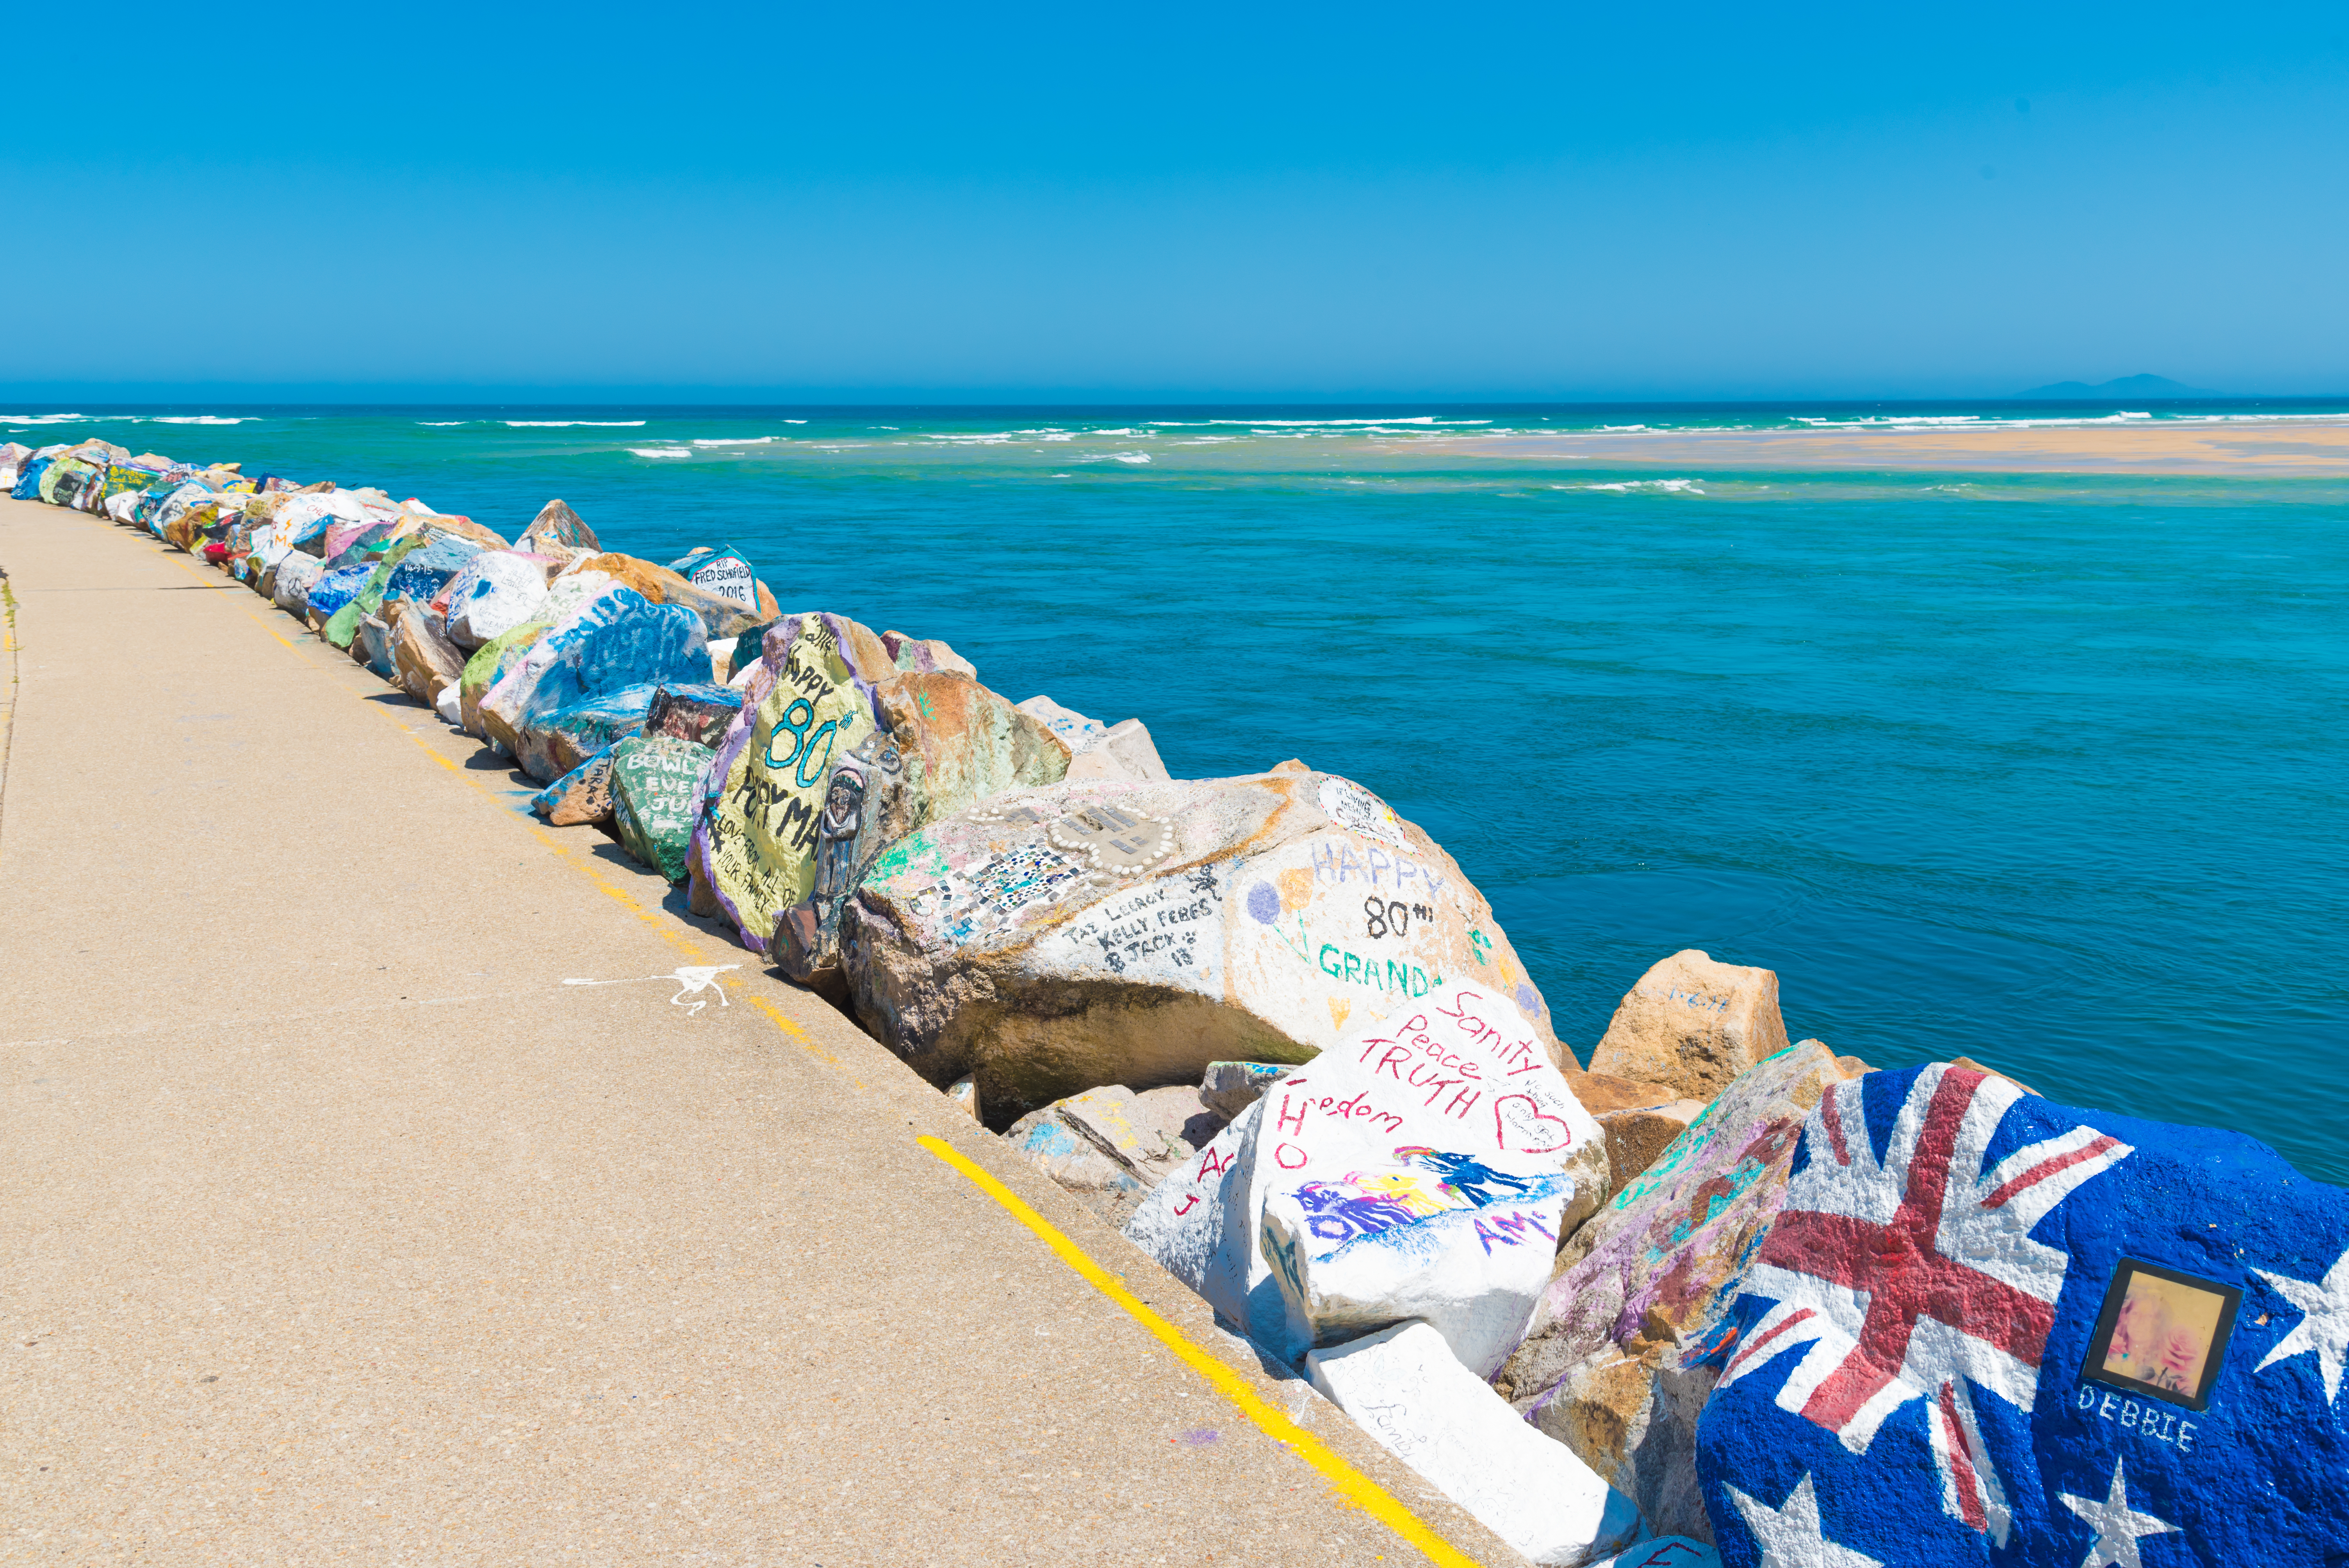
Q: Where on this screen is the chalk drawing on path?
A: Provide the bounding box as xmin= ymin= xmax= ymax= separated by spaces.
xmin=563 ymin=965 xmax=741 ymax=1015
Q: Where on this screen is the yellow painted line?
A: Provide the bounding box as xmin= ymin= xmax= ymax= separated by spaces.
xmin=915 ymin=1133 xmax=1485 ymax=1568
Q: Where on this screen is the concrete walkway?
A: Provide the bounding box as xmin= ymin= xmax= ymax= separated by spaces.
xmin=0 ymin=498 xmax=1521 ymax=1567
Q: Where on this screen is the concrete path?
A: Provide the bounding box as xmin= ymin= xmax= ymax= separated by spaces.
xmin=0 ymin=498 xmax=1521 ymax=1567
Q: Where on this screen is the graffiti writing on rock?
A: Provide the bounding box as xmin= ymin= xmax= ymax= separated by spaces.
xmin=1310 ymin=840 xmax=1444 ymax=900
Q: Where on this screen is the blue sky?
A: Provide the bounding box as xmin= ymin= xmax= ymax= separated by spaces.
xmin=5 ymin=2 xmax=2345 ymax=399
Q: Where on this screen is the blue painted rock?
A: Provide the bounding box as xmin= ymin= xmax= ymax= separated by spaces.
xmin=695 ymin=613 xmax=973 ymax=955
xmin=454 ymin=568 xmax=618 ymax=735
xmin=1126 ymin=976 xmax=1604 ymax=1376
xmin=381 ymin=532 xmax=482 ymax=608
xmin=442 ymin=549 xmax=556 ymax=650
xmin=355 ymin=614 xmax=400 ymax=681
xmin=516 ymin=682 xmax=663 ymax=782
xmin=840 ymin=766 xmax=1567 ymax=1127
xmin=1499 ymin=1040 xmax=1852 ymax=1542
xmin=303 ymin=564 xmax=376 ymax=629
xmin=479 ymin=587 xmax=709 ymax=782
xmin=532 ymin=744 xmax=621 ymax=828
xmin=610 ymin=734 xmax=719 ymax=882
xmin=1694 ymin=1062 xmax=2349 ymax=1567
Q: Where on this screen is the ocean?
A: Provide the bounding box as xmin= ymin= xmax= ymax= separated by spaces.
xmin=11 ymin=401 xmax=2344 ymax=1183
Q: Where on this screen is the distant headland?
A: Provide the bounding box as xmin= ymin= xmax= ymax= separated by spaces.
xmin=2017 ymin=372 xmax=2220 ymax=399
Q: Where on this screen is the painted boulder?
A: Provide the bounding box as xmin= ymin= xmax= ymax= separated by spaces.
xmin=516 ymin=497 xmax=599 ymax=556
xmin=0 ymin=442 xmax=29 ymax=488
xmin=1588 ymin=950 xmax=1793 ymax=1103
xmin=1127 ymin=981 xmax=1604 ymax=1373
xmin=442 ymin=550 xmax=555 ymax=650
xmin=532 ymin=745 xmax=621 ymax=828
xmin=695 ymin=612 xmax=977 ymax=955
xmin=479 ymin=588 xmax=709 ymax=782
xmin=610 ymin=734 xmax=719 ymax=882
xmin=272 ymin=552 xmax=328 ymax=616
xmin=839 ymin=766 xmax=1566 ymax=1126
xmin=1694 ymin=1062 xmax=2349 ymax=1567
xmin=1497 ymin=1040 xmax=1851 ymax=1543
xmin=515 ymin=682 xmax=660 ymax=782
xmin=665 ymin=545 xmax=772 ymax=617
xmin=645 ymin=682 xmax=744 ymax=749
xmin=1005 ymin=1083 xmax=1226 ymax=1228
xmin=1015 ymin=695 xmax=1173 ymax=783
xmin=572 ymin=551 xmax=772 ymax=640
xmin=303 ymin=563 xmax=376 ymax=629
xmin=773 ymin=670 xmax=1071 ymax=986
xmin=1309 ymin=1321 xmax=1647 ymax=1568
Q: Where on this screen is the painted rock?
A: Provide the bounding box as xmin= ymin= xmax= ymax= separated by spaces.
xmin=839 ymin=767 xmax=1566 ymax=1126
xmin=1497 ymin=1041 xmax=1850 ymax=1543
xmin=645 ymin=682 xmax=744 ymax=749
xmin=1127 ymin=980 xmax=1604 ymax=1373
xmin=0 ymin=442 xmax=29 ymax=487
xmin=457 ymin=617 xmax=559 ymax=738
xmin=1015 ymin=694 xmax=1172 ymax=782
xmin=516 ymin=497 xmax=600 ymax=556
xmin=1588 ymin=950 xmax=1793 ymax=1103
xmin=392 ymin=608 xmax=468 ymax=706
xmin=1593 ymin=1098 xmax=1711 ymax=1207
xmin=610 ymin=734 xmax=718 ymax=882
xmin=569 ymin=551 xmax=774 ymax=640
xmin=695 ymin=612 xmax=975 ymax=955
xmin=665 ymin=545 xmax=767 ymax=613
xmin=1308 ymin=1320 xmax=1647 ymax=1567
xmin=532 ymin=744 xmax=621 ymax=828
xmin=380 ymin=532 xmax=482 ymax=608
xmin=1694 ymin=1062 xmax=2349 ymax=1567
xmin=272 ymin=552 xmax=328 ymax=616
xmin=480 ymin=588 xmax=709 ymax=782
xmin=516 ymin=682 xmax=663 ymax=782
xmin=442 ymin=550 xmax=555 ymax=650
xmin=773 ymin=671 xmax=1070 ymax=985
xmin=1004 ymin=1083 xmax=1224 ymax=1228
xmin=303 ymin=564 xmax=376 ymax=629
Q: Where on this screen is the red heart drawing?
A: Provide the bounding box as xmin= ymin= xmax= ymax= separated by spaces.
xmin=1492 ymin=1093 xmax=1574 ymax=1155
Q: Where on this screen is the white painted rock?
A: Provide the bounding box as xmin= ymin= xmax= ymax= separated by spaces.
xmin=1016 ymin=695 xmax=1172 ymax=782
xmin=1307 ymin=1320 xmax=1647 ymax=1568
xmin=272 ymin=552 xmax=328 ymax=615
xmin=1128 ymin=980 xmax=1605 ymax=1371
xmin=841 ymin=767 xmax=1566 ymax=1124
xmin=443 ymin=549 xmax=554 ymax=650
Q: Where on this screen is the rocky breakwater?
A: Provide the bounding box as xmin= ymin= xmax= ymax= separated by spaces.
xmin=30 ymin=431 xmax=2342 ymax=1568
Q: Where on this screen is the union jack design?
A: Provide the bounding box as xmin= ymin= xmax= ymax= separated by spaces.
xmin=1716 ymin=1064 xmax=2131 ymax=1545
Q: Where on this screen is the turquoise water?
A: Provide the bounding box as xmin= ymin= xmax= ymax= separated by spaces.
xmin=12 ymin=403 xmax=2344 ymax=1183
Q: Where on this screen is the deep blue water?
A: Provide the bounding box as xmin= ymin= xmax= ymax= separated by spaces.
xmin=11 ymin=403 xmax=2343 ymax=1182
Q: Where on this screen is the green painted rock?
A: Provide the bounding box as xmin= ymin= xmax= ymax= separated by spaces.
xmin=611 ymin=735 xmax=718 ymax=882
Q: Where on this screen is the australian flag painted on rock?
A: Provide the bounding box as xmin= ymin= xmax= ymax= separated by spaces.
xmin=1693 ymin=1063 xmax=2349 ymax=1567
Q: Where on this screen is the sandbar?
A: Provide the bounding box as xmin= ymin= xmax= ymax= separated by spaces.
xmin=1396 ymin=418 xmax=2349 ymax=476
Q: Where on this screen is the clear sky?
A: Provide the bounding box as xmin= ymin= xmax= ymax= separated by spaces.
xmin=5 ymin=2 xmax=2344 ymax=400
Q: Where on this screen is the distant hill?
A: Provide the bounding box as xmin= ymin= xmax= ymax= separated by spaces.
xmin=2017 ymin=372 xmax=2219 ymax=400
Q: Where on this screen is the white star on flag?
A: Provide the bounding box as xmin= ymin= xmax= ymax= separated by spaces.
xmin=2060 ymin=1456 xmax=2178 ymax=1568
xmin=2255 ymin=1244 xmax=2349 ymax=1407
xmin=1724 ymin=1472 xmax=1883 ymax=1568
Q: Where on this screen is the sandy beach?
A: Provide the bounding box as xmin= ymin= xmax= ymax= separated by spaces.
xmin=1400 ymin=417 xmax=2349 ymax=475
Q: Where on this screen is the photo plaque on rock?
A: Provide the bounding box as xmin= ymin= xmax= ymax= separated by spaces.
xmin=2083 ymin=1256 xmax=2241 ymax=1411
